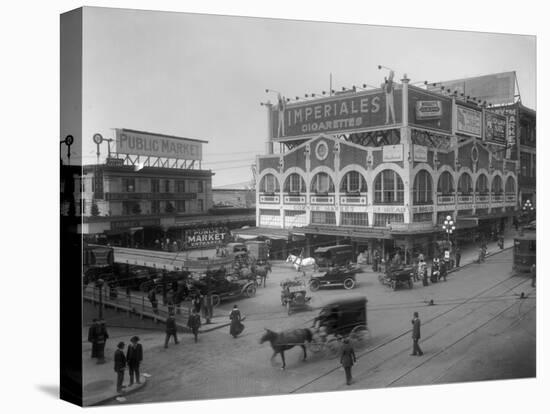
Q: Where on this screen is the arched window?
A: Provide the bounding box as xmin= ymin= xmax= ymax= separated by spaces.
xmin=340 ymin=171 xmax=367 ymax=193
xmin=310 ymin=172 xmax=334 ymax=194
xmin=491 ymin=176 xmax=503 ymax=194
xmin=374 ymin=170 xmax=404 ymax=204
xmin=476 ymin=174 xmax=489 ymax=194
xmin=284 ymin=173 xmax=306 ymax=193
xmin=437 ymin=171 xmax=454 ymax=195
xmin=413 ymin=170 xmax=433 ymax=204
xmin=505 ymin=176 xmax=516 ymax=194
xmin=458 ymin=173 xmax=473 ymax=194
xmin=259 ymin=174 xmax=279 ymax=193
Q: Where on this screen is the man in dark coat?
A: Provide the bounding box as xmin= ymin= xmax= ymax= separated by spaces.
xmin=164 ymin=313 xmax=179 ymax=348
xmin=88 ymin=319 xmax=100 ymax=359
xmin=126 ymin=336 xmax=143 ymax=385
xmin=410 ymin=312 xmax=423 ymax=356
xmin=229 ymin=305 xmax=243 ymax=338
xmin=187 ymin=309 xmax=201 ymax=343
xmin=340 ymin=338 xmax=357 ymax=385
xmin=114 ymin=341 xmax=127 ymax=393
xmin=455 ymin=247 xmax=461 ymax=268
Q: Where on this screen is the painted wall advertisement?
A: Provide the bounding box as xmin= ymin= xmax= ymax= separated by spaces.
xmin=456 ymin=105 xmax=482 ymax=137
xmin=270 ymin=89 xmax=402 ymax=140
xmin=185 ymin=227 xmax=229 ymax=248
xmin=413 ymin=145 xmax=428 ymax=162
xmin=116 ymin=129 xmax=203 ymax=160
xmin=484 ymin=111 xmax=507 ymax=144
xmin=383 ymin=144 xmax=403 ymax=162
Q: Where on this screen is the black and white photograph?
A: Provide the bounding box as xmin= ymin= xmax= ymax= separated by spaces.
xmin=4 ymin=1 xmax=548 ymax=413
xmin=58 ymin=4 xmax=541 ymax=407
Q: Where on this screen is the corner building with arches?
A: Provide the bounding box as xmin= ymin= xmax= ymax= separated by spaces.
xmin=253 ymin=75 xmax=525 ymax=261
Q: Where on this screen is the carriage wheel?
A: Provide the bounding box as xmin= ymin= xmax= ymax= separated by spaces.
xmin=245 ymin=284 xmax=256 ymax=298
xmin=325 ymin=338 xmax=341 ymax=359
xmin=308 ymin=340 xmax=323 ymax=353
xmin=309 ymin=279 xmax=320 ymax=292
xmin=343 ymin=278 xmax=355 ymax=290
xmin=350 ymin=325 xmax=370 ymax=345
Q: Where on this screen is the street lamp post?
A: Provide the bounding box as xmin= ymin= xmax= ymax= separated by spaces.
xmin=96 ymin=278 xmax=104 ymax=319
xmin=442 ymin=215 xmax=456 ymax=243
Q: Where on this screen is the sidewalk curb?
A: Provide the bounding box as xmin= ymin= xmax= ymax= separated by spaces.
xmin=447 ymin=245 xmax=513 ymax=275
xmin=88 ymin=378 xmax=147 ymax=407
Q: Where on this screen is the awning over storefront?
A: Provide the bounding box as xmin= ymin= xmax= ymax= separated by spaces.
xmin=174 ymin=213 xmax=255 ymax=227
xmin=231 ymin=227 xmax=292 ymax=240
xmin=301 ymin=225 xmax=392 ymax=239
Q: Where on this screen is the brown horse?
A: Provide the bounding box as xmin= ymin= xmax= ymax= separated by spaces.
xmin=260 ymin=328 xmax=312 ymax=370
xmin=252 ymin=263 xmax=272 ymax=288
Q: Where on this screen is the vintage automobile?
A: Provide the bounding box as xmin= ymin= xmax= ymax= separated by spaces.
xmin=308 ymin=265 xmax=358 ymax=291
xmin=188 ymin=271 xmax=257 ymax=304
xmin=280 ymin=278 xmax=311 ymax=315
xmin=379 ymin=266 xmax=415 ymax=290
xmin=313 ymin=245 xmax=354 ymax=269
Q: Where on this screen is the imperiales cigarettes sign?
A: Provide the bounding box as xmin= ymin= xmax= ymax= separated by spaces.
xmin=116 ymin=129 xmax=203 ymax=160
xmin=271 ymin=89 xmax=402 ymax=140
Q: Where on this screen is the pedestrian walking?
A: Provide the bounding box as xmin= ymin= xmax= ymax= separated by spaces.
xmin=88 ymin=319 xmax=100 ymax=359
xmin=455 ymin=247 xmax=461 ymax=268
xmin=531 ymin=263 xmax=536 ymax=288
xmin=410 ymin=312 xmax=423 ymax=356
xmin=439 ymin=259 xmax=447 ymax=282
xmin=164 ymin=313 xmax=179 ymax=348
xmin=187 ymin=309 xmax=202 ymax=343
xmin=92 ymin=319 xmax=109 ymax=364
xmin=192 ymin=294 xmax=202 ymax=314
xmin=229 ymin=304 xmax=244 ymax=338
xmin=340 ymin=337 xmax=357 ymax=385
xmin=114 ymin=341 xmax=127 ymax=393
xmin=126 ymin=336 xmax=143 ymax=386
xmin=148 ymin=288 xmax=158 ymax=314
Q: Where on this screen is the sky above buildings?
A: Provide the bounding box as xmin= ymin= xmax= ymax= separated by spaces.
xmin=78 ymin=7 xmax=536 ymax=187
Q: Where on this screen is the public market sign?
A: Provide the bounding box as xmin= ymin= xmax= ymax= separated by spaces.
xmin=270 ymin=89 xmax=402 ymax=140
xmin=116 ymin=129 xmax=203 ymax=160
xmin=185 ymin=227 xmax=228 ymax=248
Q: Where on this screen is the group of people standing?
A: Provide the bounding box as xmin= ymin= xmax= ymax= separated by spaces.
xmin=114 ymin=336 xmax=144 ymax=393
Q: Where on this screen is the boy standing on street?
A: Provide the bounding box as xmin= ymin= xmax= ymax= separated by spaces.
xmin=114 ymin=342 xmax=127 ymax=393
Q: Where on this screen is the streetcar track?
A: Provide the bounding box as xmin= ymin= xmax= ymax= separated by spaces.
xmin=289 ymin=273 xmax=529 ymax=394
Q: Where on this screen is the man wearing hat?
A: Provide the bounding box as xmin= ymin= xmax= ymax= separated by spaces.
xmin=411 ymin=311 xmax=423 ymax=356
xmin=114 ymin=341 xmax=127 ymax=393
xmin=165 ymin=313 xmax=179 ymax=348
xmin=126 ymin=336 xmax=143 ymax=385
xmin=340 ymin=338 xmax=357 ymax=385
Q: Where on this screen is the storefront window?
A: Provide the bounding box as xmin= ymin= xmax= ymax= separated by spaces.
xmin=341 ymin=212 xmax=368 ymax=226
xmin=374 ymin=170 xmax=404 ymax=204
xmin=151 ymin=200 xmax=160 ymax=214
xmin=458 ymin=173 xmax=473 ymax=194
xmin=123 ymin=178 xmax=135 ymax=192
xmin=284 ymin=173 xmax=306 ymax=193
xmin=437 ymin=171 xmax=454 ymax=195
xmin=176 ymin=200 xmax=186 ymax=212
xmin=373 ymin=213 xmax=404 ymax=227
xmin=476 ymin=174 xmax=489 ymax=194
xmin=505 ymin=177 xmax=516 ymax=193
xmin=340 ymin=171 xmax=366 ymax=193
xmin=260 ymin=174 xmax=279 ymax=193
xmin=176 ymin=180 xmax=186 ymax=193
xmin=491 ymin=176 xmax=503 ymax=194
xmin=311 ymin=211 xmax=336 ymax=225
xmin=413 ymin=170 xmax=433 ymax=204
xmin=311 ymin=172 xmax=334 ymax=194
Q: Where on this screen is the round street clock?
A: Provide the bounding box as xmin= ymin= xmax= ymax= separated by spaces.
xmin=93 ymin=133 xmax=103 ymax=144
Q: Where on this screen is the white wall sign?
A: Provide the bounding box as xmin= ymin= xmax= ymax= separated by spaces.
xmin=415 ymin=101 xmax=442 ymax=120
xmin=382 ymin=144 xmax=403 ymax=162
xmin=456 ymin=106 xmax=482 ymax=137
xmin=412 ymin=205 xmax=434 ymax=213
xmin=372 ymin=205 xmax=406 ymax=214
xmin=413 ymin=145 xmax=428 ymax=162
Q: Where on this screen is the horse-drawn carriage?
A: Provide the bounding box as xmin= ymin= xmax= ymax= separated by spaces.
xmin=309 ymin=296 xmax=370 ymax=356
xmin=379 ymin=266 xmax=415 ymax=290
xmin=280 ymin=278 xmax=311 ymax=315
xmin=260 ymin=296 xmax=369 ymax=369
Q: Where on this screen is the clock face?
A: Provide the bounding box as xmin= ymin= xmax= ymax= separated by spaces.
xmin=65 ymin=135 xmax=74 ymax=146
xmin=315 ymin=141 xmax=329 ymax=161
xmin=93 ymin=133 xmax=103 ymax=144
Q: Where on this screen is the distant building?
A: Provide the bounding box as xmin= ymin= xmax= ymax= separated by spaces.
xmin=241 ymin=73 xmax=531 ymax=261
xmin=212 ymin=188 xmax=256 ymax=208
xmin=77 ymin=129 xmax=254 ymax=249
